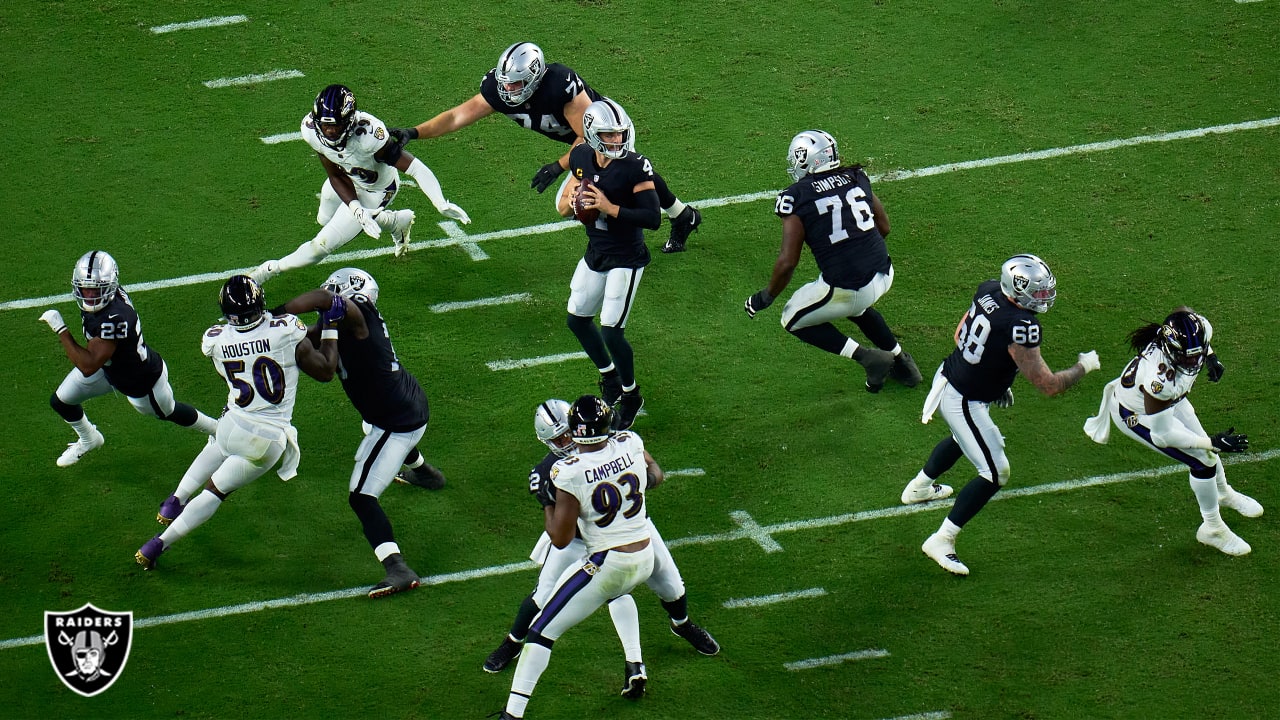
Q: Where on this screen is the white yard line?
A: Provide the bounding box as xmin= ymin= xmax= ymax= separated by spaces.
xmin=150 ymin=15 xmax=248 ymax=33
xmin=784 ymin=648 xmax=889 ymax=670
xmin=486 ymin=351 xmax=587 ymax=371
xmin=203 ymin=70 xmax=304 ymax=89
xmin=723 ymin=587 xmax=828 ymax=609
xmin=4 ymin=115 xmax=1277 ymax=314
xmin=879 ymin=713 xmax=953 ymax=720
xmin=4 ymin=450 xmax=1272 ymax=650
xmin=430 ymin=293 xmax=532 ymax=314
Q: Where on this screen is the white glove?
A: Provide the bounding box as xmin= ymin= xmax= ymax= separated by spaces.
xmin=992 ymin=388 xmax=1014 ymax=409
xmin=347 ymin=200 xmax=382 ymax=239
xmin=1077 ymin=350 xmax=1101 ymax=373
xmin=40 ymin=309 xmax=67 ymax=335
xmin=437 ymin=202 xmax=471 ymax=225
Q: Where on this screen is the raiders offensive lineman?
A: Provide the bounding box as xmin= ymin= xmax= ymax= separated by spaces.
xmin=500 ymin=396 xmax=663 ymax=719
xmin=745 ymin=130 xmax=922 ymax=394
xmin=553 ymin=99 xmax=659 ymax=432
xmin=250 ymin=84 xmax=469 ymax=284
xmin=39 ymin=250 xmax=218 ymax=467
xmin=392 ymin=42 xmax=702 ymax=253
xmin=1083 ymin=308 xmax=1259 ymax=555
xmin=901 ymin=255 xmax=1101 ymax=576
xmin=482 ymin=399 xmax=719 ymax=692
xmin=277 ymin=268 xmax=442 ymax=598
xmin=136 ymin=275 xmax=339 ymax=570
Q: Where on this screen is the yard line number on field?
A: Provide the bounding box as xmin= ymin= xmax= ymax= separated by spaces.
xmin=1 ymin=450 xmax=1275 ymax=651
xmin=3 ymin=116 xmax=1277 ymax=314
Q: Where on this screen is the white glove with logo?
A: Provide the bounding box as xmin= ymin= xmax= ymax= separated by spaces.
xmin=1077 ymin=350 xmax=1101 ymax=373
xmin=437 ymin=202 xmax=471 ymax=225
xmin=40 ymin=309 xmax=67 ymax=335
xmin=347 ymin=200 xmax=382 ymax=239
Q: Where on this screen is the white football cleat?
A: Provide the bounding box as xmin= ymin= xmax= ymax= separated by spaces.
xmin=57 ymin=426 xmax=105 ymax=467
xmin=902 ymin=481 xmax=954 ymax=505
xmin=390 ymin=210 xmax=415 ymax=258
xmin=1219 ymin=490 xmax=1263 ymax=518
xmin=922 ymin=533 xmax=969 ymax=576
xmin=249 ymin=260 xmax=279 ymax=285
xmin=1196 ymin=522 xmax=1251 ymax=556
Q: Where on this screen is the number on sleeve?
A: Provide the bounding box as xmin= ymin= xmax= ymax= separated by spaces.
xmin=1119 ymin=357 xmax=1140 ymax=389
xmin=775 ymin=194 xmax=795 ymax=215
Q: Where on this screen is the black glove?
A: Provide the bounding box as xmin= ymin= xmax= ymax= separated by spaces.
xmin=1205 ymin=353 xmax=1225 ymax=382
xmin=388 ymin=127 xmax=418 ymax=146
xmin=531 ymin=161 xmax=565 ymax=193
xmin=744 ymin=289 xmax=774 ymax=318
xmin=1211 ymin=427 xmax=1249 ymax=453
xmin=529 ymin=469 xmax=557 ymax=508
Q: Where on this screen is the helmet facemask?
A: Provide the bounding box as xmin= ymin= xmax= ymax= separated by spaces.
xmin=313 ymin=85 xmax=357 ymax=150
xmin=534 ymin=399 xmax=574 ymax=458
xmin=72 ymin=250 xmax=120 ymax=313
xmin=583 ymin=99 xmax=633 ymax=160
xmin=495 ymin=42 xmax=547 ymax=106
xmin=1157 ymin=311 xmax=1207 ymax=376
xmin=999 ymin=254 xmax=1057 ymax=313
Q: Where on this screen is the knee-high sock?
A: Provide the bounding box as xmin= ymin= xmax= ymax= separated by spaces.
xmin=849 ymin=307 xmax=899 ymax=351
xmin=946 ymin=476 xmax=1000 ymax=528
xmin=600 ymin=326 xmax=635 ymax=387
xmin=924 ymin=436 xmax=965 ymax=479
xmin=661 ymin=594 xmax=689 ymax=625
xmin=567 ymin=314 xmax=612 ymax=369
xmin=509 ymin=594 xmax=540 ymax=642
xmin=789 ymin=323 xmax=852 ymax=356
xmin=349 ymin=492 xmax=395 ymax=552
xmin=607 ymin=595 xmax=642 ymax=663
xmin=651 ymin=172 xmax=677 ymax=209
xmin=160 ymin=489 xmax=223 ymax=546
xmin=508 ymin=640 xmax=553 ymax=718
xmin=1190 ymin=474 xmax=1222 ymax=523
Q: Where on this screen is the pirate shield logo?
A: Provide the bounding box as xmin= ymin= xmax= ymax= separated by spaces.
xmin=45 ymin=603 xmax=133 ymax=697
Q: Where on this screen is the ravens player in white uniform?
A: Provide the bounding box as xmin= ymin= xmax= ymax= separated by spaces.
xmin=555 ymin=99 xmax=659 ymax=431
xmin=901 ymin=255 xmax=1101 ymax=576
xmin=745 ymin=130 xmax=922 ymax=393
xmin=277 ymin=268 xmax=443 ymax=598
xmin=39 ymin=250 xmax=218 ymax=467
xmin=392 ymin=42 xmax=702 ymax=253
xmin=483 ymin=399 xmax=719 ymax=691
xmin=1084 ymin=309 xmax=1259 ymax=555
xmin=499 ymin=396 xmax=665 ymax=719
xmin=250 ymin=84 xmax=469 ymax=284
xmin=135 ymin=275 xmax=338 ymax=570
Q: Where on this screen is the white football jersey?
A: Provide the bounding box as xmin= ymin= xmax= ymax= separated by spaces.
xmin=551 ymin=431 xmax=652 ymax=553
xmin=202 ymin=313 xmax=309 ymax=425
xmin=1114 ymin=342 xmax=1200 ymax=410
xmin=301 ymin=110 xmax=399 ymax=193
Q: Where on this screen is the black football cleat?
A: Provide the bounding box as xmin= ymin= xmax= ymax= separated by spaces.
xmin=662 ymin=206 xmax=702 ymax=253
xmin=620 ymin=661 xmax=648 ymax=699
xmin=483 ymin=637 xmax=523 ymax=673
xmin=856 ymin=347 xmax=895 ymax=393
xmin=394 ymin=463 xmax=446 ymax=490
xmin=613 ymin=389 xmax=644 ymax=431
xmin=369 ymin=554 xmax=421 ymax=599
xmin=599 ymin=373 xmax=623 ymax=407
xmin=890 ymin=351 xmax=924 ymax=388
xmin=671 ymin=620 xmax=721 ymax=655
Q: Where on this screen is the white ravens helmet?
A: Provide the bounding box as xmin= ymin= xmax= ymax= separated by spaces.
xmin=534 ymin=399 xmax=574 ymax=457
xmin=999 ymin=254 xmax=1057 ymax=314
xmin=582 ymin=99 xmax=633 ymax=160
xmin=495 ymin=42 xmax=547 ymax=106
xmin=72 ymin=250 xmax=120 ymax=313
xmin=787 ymin=130 xmax=841 ymax=182
xmin=323 ymin=268 xmax=379 ymax=305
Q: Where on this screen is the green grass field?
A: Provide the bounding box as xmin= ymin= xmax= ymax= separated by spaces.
xmin=2 ymin=1 xmax=1278 ymax=718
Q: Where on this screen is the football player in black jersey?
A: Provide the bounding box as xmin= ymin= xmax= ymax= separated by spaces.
xmin=278 ymin=268 xmax=446 ymax=598
xmin=745 ymin=130 xmax=922 ymax=394
xmin=901 ymin=255 xmax=1101 ymax=576
xmin=553 ymin=99 xmax=660 ymax=432
xmin=391 ymin=42 xmax=703 ymax=252
xmin=39 ymin=251 xmax=218 ymax=468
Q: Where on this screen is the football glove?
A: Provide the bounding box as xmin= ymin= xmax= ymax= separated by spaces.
xmin=40 ymin=309 xmax=67 ymax=335
xmin=531 ymin=161 xmax=565 ymax=193
xmin=992 ymin=388 xmax=1014 ymax=409
xmin=1077 ymin=350 xmax=1101 ymax=373
xmin=347 ymin=200 xmax=382 ymax=239
xmin=437 ymin=201 xmax=471 ymax=225
xmin=320 ymin=295 xmax=346 ymax=329
xmin=1210 ymin=427 xmax=1248 ymax=454
xmin=744 ymin=289 xmax=774 ymax=319
xmin=530 ymin=470 xmax=557 ymax=508
xmin=388 ymin=127 xmax=418 ymax=146
xmin=1205 ymin=353 xmax=1225 ymax=382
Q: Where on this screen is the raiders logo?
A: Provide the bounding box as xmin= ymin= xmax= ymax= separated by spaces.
xmin=792 ymin=147 xmax=808 ymax=164
xmin=45 ymin=603 xmax=133 ymax=697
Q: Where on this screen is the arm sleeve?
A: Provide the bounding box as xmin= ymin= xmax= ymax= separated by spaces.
xmin=614 ymin=189 xmax=661 ymax=229
xmin=405 ymin=158 xmax=448 ymax=211
xmin=1144 ymin=406 xmax=1214 ymax=450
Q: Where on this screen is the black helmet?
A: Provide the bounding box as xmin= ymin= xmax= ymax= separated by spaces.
xmin=568 ymin=395 xmax=613 ymax=444
xmin=220 ymin=275 xmax=266 ymax=331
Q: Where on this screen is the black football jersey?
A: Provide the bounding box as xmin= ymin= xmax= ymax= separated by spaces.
xmin=942 ymin=279 xmax=1043 ymax=402
xmin=479 ymin=63 xmax=604 ymax=144
xmin=335 ymin=298 xmax=429 ymax=431
xmin=80 ymin=289 xmax=164 ymax=397
xmin=775 ymin=167 xmax=891 ymax=290
xmin=529 ymin=451 xmax=559 ymax=505
xmin=568 ymin=143 xmax=655 ymax=272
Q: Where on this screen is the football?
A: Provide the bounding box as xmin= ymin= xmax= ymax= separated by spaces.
xmin=572 ymin=177 xmax=600 ymax=225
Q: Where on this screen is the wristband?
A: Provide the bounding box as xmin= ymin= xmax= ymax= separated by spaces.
xmin=320 ymin=329 xmax=339 ymax=341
